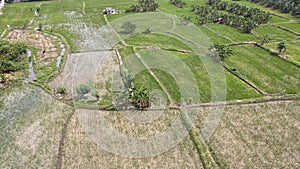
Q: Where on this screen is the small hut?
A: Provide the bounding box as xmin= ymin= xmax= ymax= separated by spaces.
xmin=217 ymin=18 xmax=224 ymax=24
xmin=103 ymin=8 xmax=115 ymax=14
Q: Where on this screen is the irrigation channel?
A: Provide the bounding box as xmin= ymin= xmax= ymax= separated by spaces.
xmin=25 ymin=49 xmax=36 ymax=82
xmin=24 ymin=35 xmax=65 ymax=82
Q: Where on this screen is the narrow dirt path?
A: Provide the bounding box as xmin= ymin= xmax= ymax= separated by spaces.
xmin=57 ymin=109 xmax=74 ymax=169
xmin=82 ymin=1 xmax=86 ymax=14
xmin=221 ymin=64 xmax=266 ymax=96
xmin=274 ymin=25 xmax=300 ymax=36
xmin=103 ymin=15 xmax=126 ymax=46
xmin=0 ymin=28 xmax=6 ymax=38
xmin=0 ymin=0 xmax=4 ymax=10
xmin=202 ymin=24 xmax=233 ymax=42
xmin=184 ymin=96 xmax=300 ymax=109
xmin=104 ymin=14 xmax=175 ymax=104
xmin=134 ymin=48 xmax=175 ymax=105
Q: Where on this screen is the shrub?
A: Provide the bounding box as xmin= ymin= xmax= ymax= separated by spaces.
xmin=57 ymin=87 xmax=66 ymax=94
xmin=121 ymin=22 xmax=137 ymax=34
xmin=75 ymin=84 xmax=90 ymax=97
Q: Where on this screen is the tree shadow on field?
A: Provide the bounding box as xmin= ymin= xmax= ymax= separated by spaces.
xmin=119 ymin=31 xmax=135 ymax=35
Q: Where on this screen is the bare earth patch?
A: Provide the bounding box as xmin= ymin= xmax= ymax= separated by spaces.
xmin=6 ymin=29 xmax=60 ymax=66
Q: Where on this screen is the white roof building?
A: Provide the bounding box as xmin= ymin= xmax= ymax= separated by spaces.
xmin=0 ymin=0 xmax=4 ymax=10
xmin=103 ymin=8 xmax=115 ymax=14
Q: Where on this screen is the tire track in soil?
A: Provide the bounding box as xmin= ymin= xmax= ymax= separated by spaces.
xmin=57 ymin=108 xmax=75 ymax=169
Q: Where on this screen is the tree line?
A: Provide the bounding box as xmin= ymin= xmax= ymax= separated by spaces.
xmin=246 ymin=0 xmax=300 ymax=17
xmin=192 ymin=0 xmax=270 ymax=33
xmin=125 ymin=0 xmax=159 ymax=13
xmin=169 ymin=0 xmax=186 ymax=8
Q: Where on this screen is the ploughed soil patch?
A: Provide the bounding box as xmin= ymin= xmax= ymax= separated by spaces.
xmin=6 ymin=29 xmax=60 ymax=66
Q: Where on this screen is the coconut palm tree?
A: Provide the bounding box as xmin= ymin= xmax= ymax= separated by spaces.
xmin=277 ymin=42 xmax=286 ymax=54
xmin=240 ymin=20 xmax=257 ymax=33
xmin=212 ymin=43 xmax=233 ymax=61
xmin=128 ymin=85 xmax=151 ymax=109
xmin=128 ymin=85 xmax=151 ymax=110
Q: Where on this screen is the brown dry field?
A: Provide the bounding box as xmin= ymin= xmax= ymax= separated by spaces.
xmin=1 ymin=85 xmax=299 ymax=168
xmin=62 ymin=109 xmax=204 ymax=169
xmin=59 ymin=100 xmax=299 ymax=168
xmin=0 ymin=85 xmax=73 ymax=168
xmin=205 ymin=101 xmax=300 ymax=168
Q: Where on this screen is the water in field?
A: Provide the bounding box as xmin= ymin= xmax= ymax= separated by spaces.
xmin=56 ymin=41 xmax=65 ymax=67
xmin=25 ymin=49 xmax=36 ymax=82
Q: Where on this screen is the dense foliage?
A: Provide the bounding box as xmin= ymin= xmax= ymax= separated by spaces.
xmin=169 ymin=0 xmax=186 ymax=8
xmin=192 ymin=0 xmax=270 ymax=33
xmin=0 ymin=41 xmax=27 ymax=74
xmin=247 ymin=0 xmax=300 ymax=17
xmin=125 ymin=0 xmax=159 ymax=13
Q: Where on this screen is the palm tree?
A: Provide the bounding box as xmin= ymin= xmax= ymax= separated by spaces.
xmin=277 ymin=42 xmax=286 ymax=54
xmin=128 ymin=85 xmax=151 ymax=109
xmin=240 ymin=20 xmax=257 ymax=33
xmin=212 ymin=43 xmax=233 ymax=61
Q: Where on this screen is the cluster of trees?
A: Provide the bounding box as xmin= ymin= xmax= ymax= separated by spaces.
xmin=120 ymin=65 xmax=151 ymax=109
xmin=192 ymin=0 xmax=270 ymax=33
xmin=125 ymin=0 xmax=159 ymax=13
xmin=0 ymin=41 xmax=27 ymax=74
xmin=169 ymin=0 xmax=186 ymax=8
xmin=0 ymin=41 xmax=28 ymax=84
xmin=247 ymin=0 xmax=300 ymax=17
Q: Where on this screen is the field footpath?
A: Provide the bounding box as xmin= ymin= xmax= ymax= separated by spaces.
xmin=133 ymin=48 xmax=176 ymax=105
xmin=104 ymin=14 xmax=176 ymax=105
xmin=103 ymin=14 xmax=221 ymax=166
xmin=202 ymin=24 xmax=232 ymax=42
xmin=221 ymin=63 xmax=266 ymax=96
